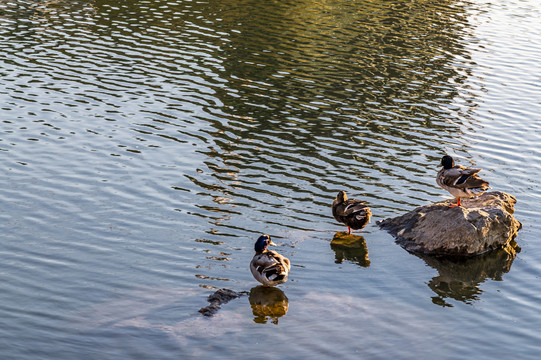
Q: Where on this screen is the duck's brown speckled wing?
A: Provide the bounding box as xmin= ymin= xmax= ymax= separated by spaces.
xmin=250 ymin=250 xmax=290 ymax=286
xmin=334 ymin=200 xmax=369 ymax=218
xmin=438 ymin=165 xmax=488 ymax=189
xmin=332 ymin=199 xmax=372 ymax=230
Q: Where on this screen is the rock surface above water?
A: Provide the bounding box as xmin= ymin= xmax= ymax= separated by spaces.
xmin=378 ymin=191 xmax=522 ymax=256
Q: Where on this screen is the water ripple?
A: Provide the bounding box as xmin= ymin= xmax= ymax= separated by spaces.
xmin=2 ymin=0 xmax=541 ymax=359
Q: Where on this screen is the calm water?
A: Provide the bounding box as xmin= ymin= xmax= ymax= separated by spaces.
xmin=1 ymin=0 xmax=540 ymax=358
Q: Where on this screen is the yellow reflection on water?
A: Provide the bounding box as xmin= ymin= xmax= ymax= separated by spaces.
xmin=249 ymin=286 xmax=289 ymax=325
xmin=330 ymin=232 xmax=370 ymax=267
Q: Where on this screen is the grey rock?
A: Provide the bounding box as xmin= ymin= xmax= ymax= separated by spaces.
xmin=378 ymin=191 xmax=522 ymax=256
xmin=199 ymin=288 xmax=241 ymax=317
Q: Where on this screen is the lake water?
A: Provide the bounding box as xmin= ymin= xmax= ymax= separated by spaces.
xmin=1 ymin=0 xmax=540 ymax=358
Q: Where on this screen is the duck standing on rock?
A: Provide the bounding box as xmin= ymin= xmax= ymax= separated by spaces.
xmin=332 ymin=190 xmax=372 ymax=234
xmin=250 ymin=235 xmax=290 ymax=287
xmin=436 ymin=155 xmax=490 ymax=207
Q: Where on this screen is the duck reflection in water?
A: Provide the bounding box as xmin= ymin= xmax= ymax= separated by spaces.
xmin=331 ymin=232 xmax=370 ymax=267
xmin=249 ymin=286 xmax=289 ymax=325
xmin=417 ymin=241 xmax=520 ymax=307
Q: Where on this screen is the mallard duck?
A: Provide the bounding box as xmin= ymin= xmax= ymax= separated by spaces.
xmin=332 ymin=190 xmax=372 ymax=234
xmin=250 ymin=235 xmax=290 ymax=287
xmin=436 ymin=155 xmax=490 ymax=207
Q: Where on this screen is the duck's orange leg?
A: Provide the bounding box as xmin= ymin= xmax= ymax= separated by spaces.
xmin=348 ymin=226 xmax=351 ymax=234
xmin=449 ymin=198 xmax=461 ymax=207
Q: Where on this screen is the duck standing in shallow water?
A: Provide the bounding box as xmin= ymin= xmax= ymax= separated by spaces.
xmin=436 ymin=155 xmax=490 ymax=207
xmin=332 ymin=190 xmax=372 ymax=234
xmin=250 ymin=235 xmax=290 ymax=287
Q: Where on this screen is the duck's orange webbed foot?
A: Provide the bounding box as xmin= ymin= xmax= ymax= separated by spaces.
xmin=448 ymin=198 xmax=461 ymax=208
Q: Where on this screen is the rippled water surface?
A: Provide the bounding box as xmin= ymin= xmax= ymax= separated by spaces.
xmin=1 ymin=0 xmax=541 ymax=358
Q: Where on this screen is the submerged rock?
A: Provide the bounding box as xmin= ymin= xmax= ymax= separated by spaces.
xmin=198 ymin=288 xmax=241 ymax=317
xmin=377 ymin=191 xmax=522 ymax=256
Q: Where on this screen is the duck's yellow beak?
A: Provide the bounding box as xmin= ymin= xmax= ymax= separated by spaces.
xmin=268 ymin=240 xmax=277 ymax=246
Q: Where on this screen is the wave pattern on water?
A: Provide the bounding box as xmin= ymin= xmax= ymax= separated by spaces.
xmin=2 ymin=0 xmax=541 ymax=359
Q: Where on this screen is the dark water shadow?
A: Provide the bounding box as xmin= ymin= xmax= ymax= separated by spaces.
xmin=415 ymin=241 xmax=520 ymax=307
xmin=330 ymin=232 xmax=370 ymax=267
xmin=249 ymin=285 xmax=289 ymax=325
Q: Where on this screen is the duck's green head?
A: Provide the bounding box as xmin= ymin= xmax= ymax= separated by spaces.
xmin=255 ymin=235 xmax=276 ymax=253
xmin=441 ymin=155 xmax=455 ymax=169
